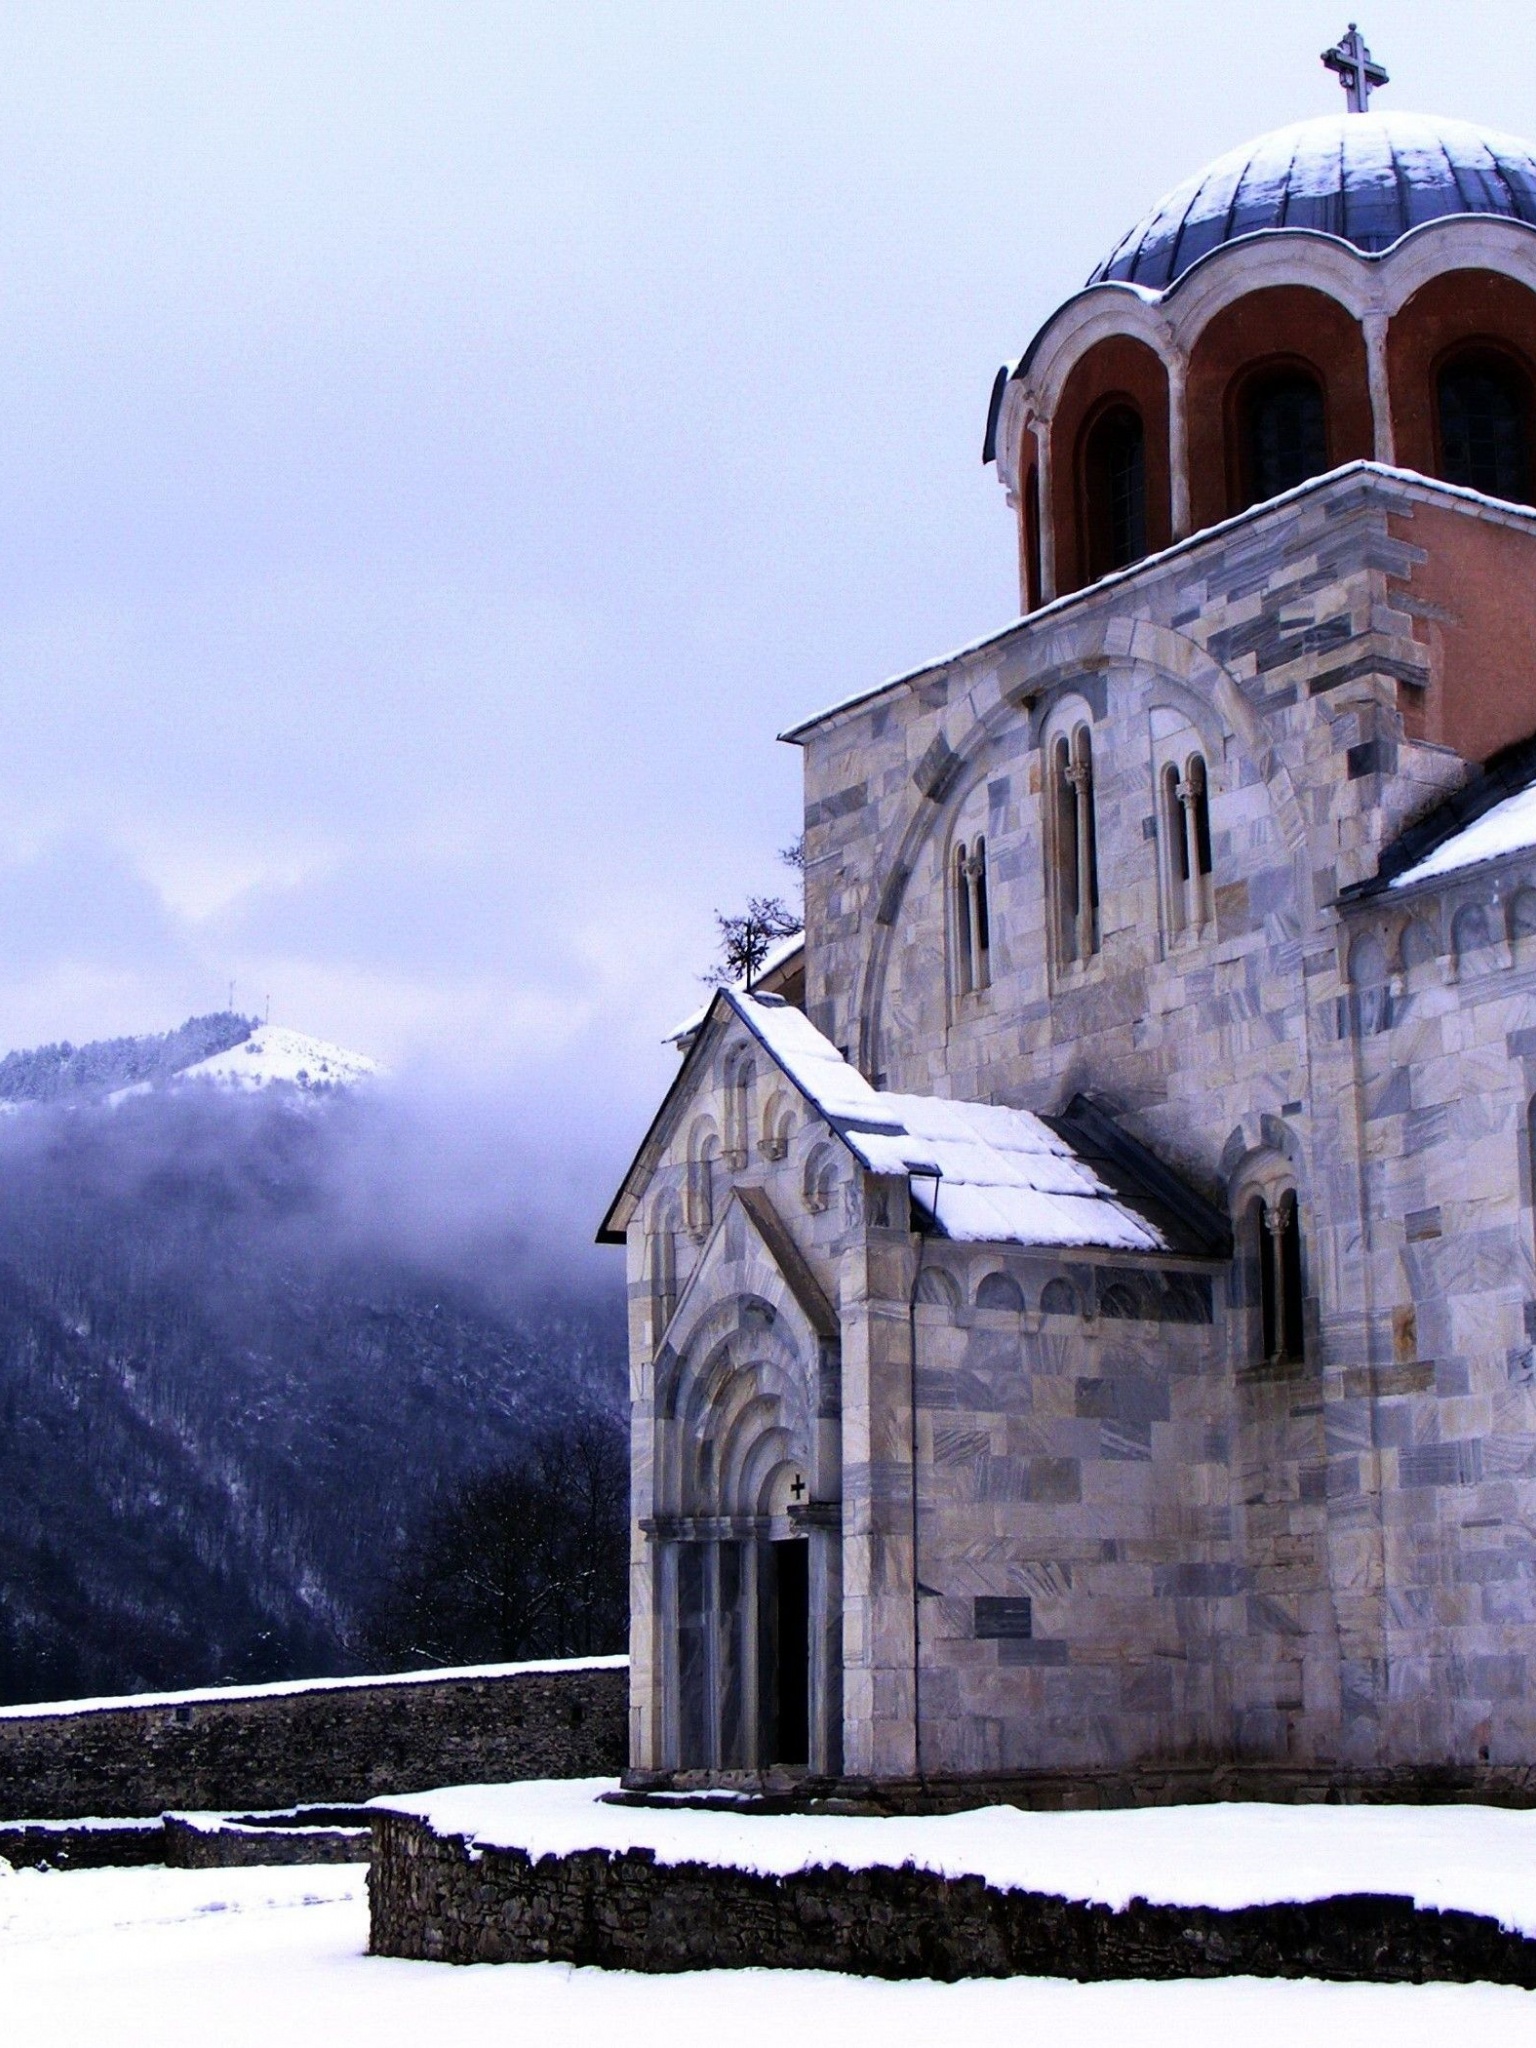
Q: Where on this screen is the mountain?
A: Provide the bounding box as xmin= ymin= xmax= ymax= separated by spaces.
xmin=0 ymin=1012 xmax=258 ymax=1106
xmin=0 ymin=1017 xmax=622 ymax=1704
xmin=0 ymin=1012 xmax=383 ymax=1113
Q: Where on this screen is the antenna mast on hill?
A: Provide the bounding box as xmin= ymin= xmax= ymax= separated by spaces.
xmin=1322 ymin=24 xmax=1388 ymax=112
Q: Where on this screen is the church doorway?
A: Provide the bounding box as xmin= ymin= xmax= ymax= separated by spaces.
xmin=764 ymin=1538 xmax=810 ymax=1766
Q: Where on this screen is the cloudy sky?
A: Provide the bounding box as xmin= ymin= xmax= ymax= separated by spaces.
xmin=0 ymin=0 xmax=1528 ymax=1218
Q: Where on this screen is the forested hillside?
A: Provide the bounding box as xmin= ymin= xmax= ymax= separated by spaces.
xmin=0 ymin=1080 xmax=624 ymax=1705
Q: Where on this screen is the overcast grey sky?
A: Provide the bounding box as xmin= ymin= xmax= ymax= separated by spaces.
xmin=0 ymin=1 xmax=1529 ymax=1213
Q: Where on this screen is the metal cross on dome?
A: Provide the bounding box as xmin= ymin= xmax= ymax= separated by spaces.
xmin=1323 ymin=23 xmax=1389 ymax=112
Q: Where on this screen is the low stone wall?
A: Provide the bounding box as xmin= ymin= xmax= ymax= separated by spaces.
xmin=0 ymin=1658 xmax=626 ymax=1820
xmin=367 ymin=1810 xmax=1536 ymax=1986
xmin=0 ymin=1811 xmax=371 ymax=1871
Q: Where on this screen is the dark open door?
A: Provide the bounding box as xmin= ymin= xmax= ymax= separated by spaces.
xmin=764 ymin=1538 xmax=809 ymax=1766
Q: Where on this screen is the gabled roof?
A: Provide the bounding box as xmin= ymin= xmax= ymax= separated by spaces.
xmin=599 ymin=989 xmax=1224 ymax=1258
xmin=1344 ymin=729 xmax=1536 ymax=901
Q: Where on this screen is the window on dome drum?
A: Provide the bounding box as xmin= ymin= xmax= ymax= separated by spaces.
xmin=1049 ymin=725 xmax=1100 ymax=965
xmin=952 ymin=837 xmax=991 ymax=996
xmin=1438 ymin=354 xmax=1531 ymax=504
xmin=1160 ymin=753 xmax=1213 ymax=936
xmin=1082 ymin=404 xmax=1147 ymax=578
xmin=1248 ymin=1190 xmax=1305 ymax=1368
xmin=1024 ymin=466 xmax=1043 ymax=611
xmin=1243 ymin=371 xmax=1328 ymax=506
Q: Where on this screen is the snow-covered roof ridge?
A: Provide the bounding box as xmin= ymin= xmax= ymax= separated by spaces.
xmin=729 ymin=992 xmax=1209 ymax=1254
xmin=663 ymin=931 xmax=806 ymax=1046
xmin=782 ymin=462 xmax=1536 ymax=743
xmin=1347 ymin=727 xmax=1536 ymax=899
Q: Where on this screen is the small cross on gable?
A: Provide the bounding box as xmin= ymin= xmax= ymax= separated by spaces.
xmin=1322 ymin=24 xmax=1389 ymax=113
xmin=789 ymin=1472 xmax=807 ymax=1501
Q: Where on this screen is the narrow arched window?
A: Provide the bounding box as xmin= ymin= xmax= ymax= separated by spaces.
xmin=652 ymin=1205 xmax=679 ymax=1337
xmin=1188 ymin=756 xmax=1213 ymax=894
xmin=1051 ymin=725 xmax=1100 ymax=964
xmin=953 ymin=835 xmax=991 ymax=997
xmin=1439 ymin=354 xmax=1530 ymax=503
xmin=1348 ymin=932 xmax=1391 ymax=1036
xmin=1161 ymin=763 xmax=1187 ymax=935
xmin=725 ymin=1054 xmax=754 ymax=1168
xmin=1083 ymin=404 xmax=1146 ymax=578
xmin=953 ymin=841 xmax=974 ymax=995
xmin=1024 ymin=464 xmax=1043 ymax=611
xmin=1051 ymin=737 xmax=1079 ymax=962
xmin=1244 ymin=370 xmax=1327 ymax=505
xmin=688 ymin=1132 xmax=720 ymax=1239
xmin=971 ymin=836 xmax=990 ymax=989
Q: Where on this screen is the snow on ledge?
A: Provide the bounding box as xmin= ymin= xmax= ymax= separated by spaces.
xmin=0 ymin=1655 xmax=627 ymax=1723
xmin=371 ymin=1775 xmax=1536 ymax=1935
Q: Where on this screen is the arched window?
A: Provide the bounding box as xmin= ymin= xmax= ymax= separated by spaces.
xmin=722 ymin=1050 xmax=754 ymax=1169
xmin=1438 ymin=353 xmax=1530 ymax=503
xmin=1099 ymin=1278 xmax=1143 ymax=1320
xmin=1347 ymin=932 xmax=1391 ymax=1036
xmin=915 ymin=1267 xmax=960 ymax=1312
xmin=759 ymin=1089 xmax=795 ymax=1161
xmin=1243 ymin=369 xmax=1328 ymax=506
xmin=1049 ymin=722 xmax=1100 ymax=965
xmin=652 ymin=1201 xmax=680 ymax=1337
xmin=1401 ymin=918 xmax=1437 ymax=972
xmin=1040 ymin=1276 xmax=1078 ymax=1316
xmin=1511 ymin=889 xmax=1536 ymax=945
xmin=1247 ymin=1189 xmax=1305 ymax=1368
xmin=1452 ymin=902 xmax=1493 ymax=972
xmin=802 ymin=1142 xmax=838 ymax=1216
xmin=687 ymin=1124 xmax=721 ymax=1239
xmin=1161 ymin=752 xmax=1213 ymax=935
xmin=1024 ymin=464 xmax=1043 ymax=611
xmin=976 ymin=1271 xmax=1026 ymax=1312
xmin=952 ymin=836 xmax=991 ymax=997
xmin=1082 ymin=403 xmax=1147 ymax=578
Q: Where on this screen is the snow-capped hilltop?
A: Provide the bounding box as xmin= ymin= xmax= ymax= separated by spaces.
xmin=0 ymin=1014 xmax=382 ymax=1109
xmin=176 ymin=1025 xmax=382 ymax=1095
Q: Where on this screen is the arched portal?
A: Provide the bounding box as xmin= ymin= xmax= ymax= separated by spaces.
xmin=653 ymin=1277 xmax=840 ymax=1779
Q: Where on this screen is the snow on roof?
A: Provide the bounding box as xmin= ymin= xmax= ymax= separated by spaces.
xmin=1388 ymin=776 xmax=1536 ymax=890
xmin=372 ymin=1774 xmax=1536 ymax=1933
xmin=732 ymin=993 xmax=1165 ymax=1252
xmin=781 ymin=463 xmax=1536 ymax=742
xmin=663 ymin=933 xmax=805 ymax=1046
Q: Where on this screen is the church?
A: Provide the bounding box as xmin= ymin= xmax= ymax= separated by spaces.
xmin=601 ymin=32 xmax=1536 ymax=1799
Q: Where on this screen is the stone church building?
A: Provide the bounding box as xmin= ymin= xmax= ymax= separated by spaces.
xmin=601 ymin=63 xmax=1536 ymax=1798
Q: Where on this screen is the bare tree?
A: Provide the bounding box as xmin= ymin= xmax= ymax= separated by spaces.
xmin=705 ymin=895 xmax=803 ymax=992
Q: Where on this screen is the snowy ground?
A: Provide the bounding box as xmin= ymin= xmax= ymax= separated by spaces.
xmin=3 ymin=1861 xmax=1536 ymax=2048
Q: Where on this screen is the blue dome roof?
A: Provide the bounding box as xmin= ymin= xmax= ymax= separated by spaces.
xmin=1092 ymin=112 xmax=1536 ymax=293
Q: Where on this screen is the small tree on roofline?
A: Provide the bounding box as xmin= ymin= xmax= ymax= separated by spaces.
xmin=705 ymin=895 xmax=803 ymax=992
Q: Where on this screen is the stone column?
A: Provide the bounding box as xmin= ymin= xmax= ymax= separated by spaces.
xmin=838 ymin=1177 xmax=918 ymax=1780
xmin=1363 ymin=311 xmax=1396 ymax=466
xmin=1167 ymin=347 xmax=1191 ymax=538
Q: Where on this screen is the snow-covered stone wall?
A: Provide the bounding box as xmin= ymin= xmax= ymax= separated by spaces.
xmin=0 ymin=1658 xmax=626 ymax=1820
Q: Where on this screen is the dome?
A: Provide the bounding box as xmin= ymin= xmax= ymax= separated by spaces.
xmin=1092 ymin=112 xmax=1536 ymax=293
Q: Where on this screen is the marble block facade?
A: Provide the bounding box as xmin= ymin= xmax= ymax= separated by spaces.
xmin=602 ymin=100 xmax=1536 ymax=1797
